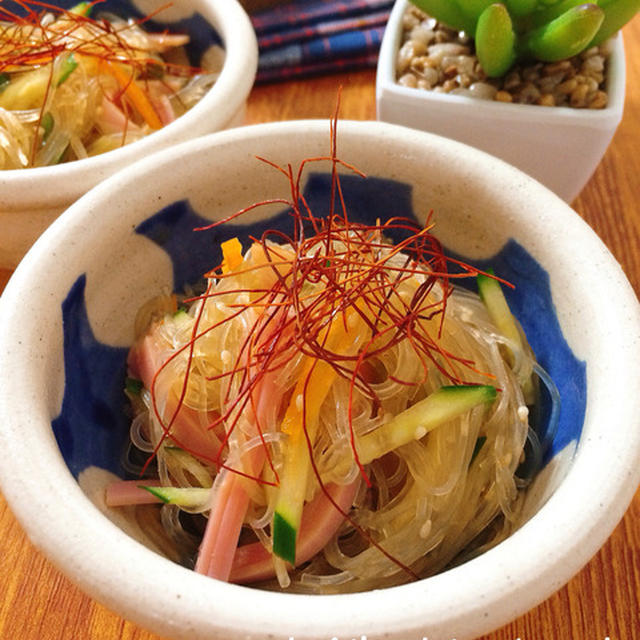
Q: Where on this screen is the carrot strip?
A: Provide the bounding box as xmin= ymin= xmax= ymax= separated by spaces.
xmin=103 ymin=60 xmax=162 ymax=130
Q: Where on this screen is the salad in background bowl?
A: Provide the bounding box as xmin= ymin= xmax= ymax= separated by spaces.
xmin=0 ymin=0 xmax=257 ymax=269
xmin=0 ymin=120 xmax=639 ymax=639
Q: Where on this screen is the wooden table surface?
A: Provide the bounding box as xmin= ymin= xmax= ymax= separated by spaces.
xmin=1 ymin=15 xmax=639 ymax=640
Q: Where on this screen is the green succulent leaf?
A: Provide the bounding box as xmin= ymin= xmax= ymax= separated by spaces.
xmin=476 ymin=4 xmax=517 ymax=76
xmin=505 ymin=0 xmax=540 ymax=17
xmin=461 ymin=0 xmax=498 ymax=22
xmin=410 ymin=0 xmax=637 ymax=76
xmin=590 ymin=0 xmax=640 ymax=45
xmin=409 ymin=0 xmax=476 ymax=32
xmin=531 ymin=0 xmax=593 ymax=26
xmin=524 ymin=4 xmax=605 ymax=60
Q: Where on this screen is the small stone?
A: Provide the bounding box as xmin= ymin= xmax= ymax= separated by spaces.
xmin=456 ymin=72 xmax=472 ymax=88
xmin=468 ymin=82 xmax=498 ymax=100
xmin=570 ymin=83 xmax=589 ymax=107
xmin=443 ymin=64 xmax=458 ymax=79
xmin=582 ymin=55 xmax=604 ymax=74
xmin=537 ymin=72 xmax=564 ymax=94
xmin=522 ymin=64 xmax=541 ymax=82
xmin=542 ymin=60 xmax=572 ymax=76
xmin=516 ymin=83 xmax=541 ymax=104
xmin=556 ymin=78 xmax=578 ymax=94
xmin=410 ymin=24 xmax=436 ymax=47
xmin=589 ymin=90 xmax=608 ymax=109
xmin=397 ymin=73 xmax=418 ymax=88
xmin=397 ymin=41 xmax=424 ymax=73
xmin=537 ymin=93 xmax=555 ymax=107
xmin=402 ymin=11 xmax=420 ymax=30
xmin=416 ymin=66 xmax=439 ymax=87
xmin=581 ymin=45 xmax=600 ymax=59
xmin=503 ymin=71 xmax=521 ymax=91
xmin=494 ymin=90 xmax=513 ymax=103
xmin=427 ymin=42 xmax=470 ymax=63
xmin=442 ymin=78 xmax=458 ymax=92
xmin=421 ymin=16 xmax=438 ymax=30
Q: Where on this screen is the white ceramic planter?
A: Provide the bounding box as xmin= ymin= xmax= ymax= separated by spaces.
xmin=0 ymin=0 xmax=257 ymax=269
xmin=1 ymin=120 xmax=639 ymax=640
xmin=376 ymin=0 xmax=626 ymax=203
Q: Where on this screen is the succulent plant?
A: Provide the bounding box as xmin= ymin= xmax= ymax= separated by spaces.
xmin=410 ymin=0 xmax=640 ymax=76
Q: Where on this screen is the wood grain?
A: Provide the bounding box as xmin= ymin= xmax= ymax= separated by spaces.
xmin=1 ymin=15 xmax=639 ymax=640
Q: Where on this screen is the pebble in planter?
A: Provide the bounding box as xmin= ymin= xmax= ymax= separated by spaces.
xmin=397 ymin=10 xmax=612 ymax=108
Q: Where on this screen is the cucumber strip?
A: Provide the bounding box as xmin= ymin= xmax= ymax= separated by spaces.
xmin=0 ymin=73 xmax=9 ymax=93
xmin=272 ymin=309 xmax=367 ymax=565
xmin=70 ymin=2 xmax=92 ymax=16
xmin=469 ymin=435 xmax=487 ymax=466
xmin=271 ymin=357 xmax=338 ymax=565
xmin=41 ymin=112 xmax=54 ymax=141
xmin=57 ymin=53 xmax=78 ymax=87
xmin=124 ymin=376 xmax=143 ymax=395
xmin=140 ymin=485 xmax=211 ymax=507
xmin=355 ymin=385 xmax=497 ymax=465
xmin=477 ymin=270 xmax=535 ymax=404
xmin=272 ymin=512 xmax=297 ymax=564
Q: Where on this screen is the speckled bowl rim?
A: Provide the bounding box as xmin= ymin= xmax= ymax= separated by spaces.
xmin=1 ymin=120 xmax=640 ymax=640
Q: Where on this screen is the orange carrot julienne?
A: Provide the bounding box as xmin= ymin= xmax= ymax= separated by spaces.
xmin=103 ymin=59 xmax=163 ymax=130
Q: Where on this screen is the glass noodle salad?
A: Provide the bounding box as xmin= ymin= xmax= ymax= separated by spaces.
xmin=106 ymin=131 xmax=558 ymax=593
xmin=0 ymin=1 xmax=221 ymax=169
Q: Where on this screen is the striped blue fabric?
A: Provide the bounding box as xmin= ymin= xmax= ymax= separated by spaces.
xmin=251 ymin=0 xmax=393 ymax=82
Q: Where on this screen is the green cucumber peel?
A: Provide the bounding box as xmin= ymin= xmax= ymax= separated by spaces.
xmin=476 ymin=269 xmax=521 ymax=350
xmin=57 ymin=53 xmax=79 ymax=86
xmin=470 ymin=435 xmax=487 ymax=466
xmin=355 ymin=384 xmax=497 ymax=466
xmin=476 ymin=270 xmax=537 ymax=404
xmin=140 ymin=485 xmax=211 ymax=507
xmin=70 ymin=2 xmax=92 ymax=16
xmin=125 ymin=376 xmax=143 ymax=395
xmin=40 ymin=112 xmax=54 ymax=140
xmin=0 ymin=73 xmax=9 ymax=92
xmin=273 ymin=511 xmax=297 ymax=564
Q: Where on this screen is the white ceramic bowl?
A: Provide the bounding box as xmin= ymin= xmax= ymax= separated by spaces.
xmin=376 ymin=0 xmax=626 ymax=203
xmin=0 ymin=0 xmax=257 ymax=269
xmin=1 ymin=120 xmax=639 ymax=640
